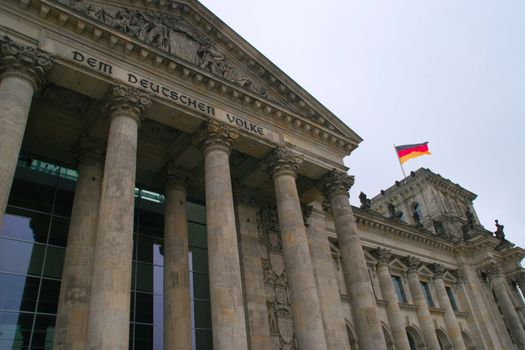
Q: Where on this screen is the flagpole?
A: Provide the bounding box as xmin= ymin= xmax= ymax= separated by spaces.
xmin=393 ymin=144 xmax=407 ymax=180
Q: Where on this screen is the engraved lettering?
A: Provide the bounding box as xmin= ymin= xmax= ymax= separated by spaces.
xmin=170 ymin=91 xmax=178 ymax=101
xmin=98 ymin=62 xmax=112 ymax=74
xmin=87 ymin=57 xmax=97 ymax=68
xmin=128 ymin=73 xmax=138 ymax=84
xmin=198 ymin=102 xmax=206 ymax=112
xmin=161 ymin=87 xmax=170 ymax=97
xmin=140 ymin=79 xmax=149 ymax=89
xmin=207 ymin=106 xmax=215 ymax=116
xmin=72 ymin=51 xmax=84 ymax=63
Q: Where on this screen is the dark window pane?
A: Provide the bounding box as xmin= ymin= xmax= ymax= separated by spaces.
xmin=0 ymin=274 xmax=39 ymax=312
xmin=43 ymin=246 xmax=65 ymax=279
xmin=8 ymin=178 xmax=55 ymax=214
xmin=188 ymin=223 xmax=207 ymax=249
xmin=195 ymin=329 xmax=213 ymax=350
xmin=0 ymin=311 xmax=34 ymax=349
xmin=0 ymin=208 xmax=50 ymax=243
xmin=446 ymin=286 xmax=458 ymax=311
xmin=193 ymin=273 xmax=210 ymax=301
xmin=420 ymin=282 xmax=434 ymax=307
xmin=190 ymin=248 xmax=208 ymax=274
xmin=53 ymin=188 xmax=74 ymax=217
xmin=392 ymin=276 xmax=408 ymax=303
xmin=133 ymin=323 xmax=163 ymax=350
xmin=134 ymin=292 xmax=163 ymax=325
xmin=138 ymin=210 xmax=164 ymax=239
xmin=47 ymin=217 xmax=69 ymax=247
xmin=36 ymin=279 xmax=61 ymax=314
xmin=187 ymin=202 xmax=206 ymax=225
xmin=193 ymin=300 xmax=212 ymax=329
xmin=0 ymin=238 xmax=45 ymax=276
xmin=31 ymin=314 xmax=55 ymax=349
xmin=136 ymin=264 xmax=163 ymax=294
xmin=137 ymin=237 xmax=163 ymax=265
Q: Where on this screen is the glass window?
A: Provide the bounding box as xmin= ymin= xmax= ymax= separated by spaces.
xmin=53 ymin=188 xmax=75 ymax=218
xmin=36 ymin=278 xmax=61 ymax=314
xmin=0 ymin=311 xmax=34 ymax=349
xmin=0 ymin=208 xmax=50 ymax=243
xmin=137 ymin=237 xmax=163 ymax=265
xmin=8 ymin=178 xmax=55 ymax=214
xmin=446 ymin=286 xmax=458 ymax=311
xmin=43 ymin=246 xmax=65 ymax=279
xmin=193 ymin=300 xmax=212 ymax=329
xmin=188 ymin=223 xmax=207 ymax=249
xmin=192 ymin=273 xmax=210 ymax=301
xmin=187 ymin=202 xmax=206 ymax=225
xmin=420 ymin=282 xmax=434 ymax=307
xmin=134 ymin=323 xmax=163 ymax=350
xmin=392 ymin=275 xmax=408 ymax=303
xmin=0 ymin=238 xmax=45 ymax=276
xmin=194 ymin=329 xmax=213 ymax=350
xmin=134 ymin=292 xmax=163 ymax=325
xmin=136 ymin=263 xmax=163 ymax=294
xmin=47 ymin=217 xmax=69 ymax=247
xmin=190 ymin=248 xmax=208 ymax=274
xmin=32 ymin=314 xmax=56 ymax=349
xmin=0 ymin=274 xmax=39 ymax=312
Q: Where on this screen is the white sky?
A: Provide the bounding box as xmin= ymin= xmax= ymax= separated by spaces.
xmin=199 ymin=0 xmax=525 ymax=247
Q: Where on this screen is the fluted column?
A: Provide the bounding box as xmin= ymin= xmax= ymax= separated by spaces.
xmin=375 ymin=248 xmax=411 ymax=350
xmin=405 ymin=257 xmax=441 ymax=350
xmin=87 ymin=84 xmax=151 ymax=350
xmin=193 ymin=120 xmax=248 ymax=350
xmin=321 ymin=170 xmax=387 ymax=350
xmin=485 ymin=262 xmax=525 ymax=349
xmin=0 ymin=36 xmax=52 ymax=227
xmin=53 ymin=138 xmax=105 ymax=350
xmin=163 ymin=165 xmax=191 ymax=350
xmin=432 ymin=264 xmax=466 ymax=350
xmin=261 ymin=147 xmax=328 ymax=350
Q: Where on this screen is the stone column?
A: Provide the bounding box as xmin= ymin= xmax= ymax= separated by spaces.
xmin=374 ymin=248 xmax=411 ymax=350
xmin=431 ymin=264 xmax=467 ymax=350
xmin=53 ymin=138 xmax=105 ymax=350
xmin=261 ymin=147 xmax=328 ymax=350
xmin=485 ymin=262 xmax=525 ymax=349
xmin=193 ymin=120 xmax=248 ymax=350
xmin=87 ymin=84 xmax=151 ymax=350
xmin=321 ymin=170 xmax=387 ymax=350
xmin=163 ymin=165 xmax=192 ymax=350
xmin=515 ymin=271 xmax=525 ymax=303
xmin=405 ymin=256 xmax=441 ymax=350
xmin=307 ymin=200 xmax=351 ymax=350
xmin=0 ymin=36 xmax=52 ymax=227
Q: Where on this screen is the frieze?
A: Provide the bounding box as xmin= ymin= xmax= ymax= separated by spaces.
xmin=70 ymin=3 xmax=268 ymax=97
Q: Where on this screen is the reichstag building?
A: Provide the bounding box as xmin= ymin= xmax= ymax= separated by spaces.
xmin=0 ymin=0 xmax=524 ymax=349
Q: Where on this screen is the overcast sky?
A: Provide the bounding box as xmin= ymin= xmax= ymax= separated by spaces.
xmin=199 ymin=0 xmax=525 ymax=247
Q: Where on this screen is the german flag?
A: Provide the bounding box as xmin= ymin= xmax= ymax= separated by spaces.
xmin=395 ymin=142 xmax=431 ymax=164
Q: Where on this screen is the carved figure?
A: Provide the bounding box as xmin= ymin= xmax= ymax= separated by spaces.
xmin=359 ymin=192 xmax=371 ymax=209
xmin=387 ymin=203 xmax=403 ymax=221
xmin=465 ymin=207 xmax=475 ymax=228
xmin=72 ymin=4 xmax=268 ymax=97
xmin=412 ymin=210 xmax=421 ymax=226
xmin=494 ymin=219 xmax=505 ymax=240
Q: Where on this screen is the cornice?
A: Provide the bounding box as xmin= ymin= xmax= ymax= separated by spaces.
xmin=4 ymin=0 xmax=360 ymax=156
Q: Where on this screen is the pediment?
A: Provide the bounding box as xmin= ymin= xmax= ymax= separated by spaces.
xmin=390 ymin=258 xmax=407 ymax=273
xmin=418 ymin=265 xmax=434 ymax=278
xmin=60 ymin=0 xmax=362 ymax=153
xmin=443 ymin=271 xmax=456 ymax=284
xmin=364 ymin=250 xmax=378 ymax=265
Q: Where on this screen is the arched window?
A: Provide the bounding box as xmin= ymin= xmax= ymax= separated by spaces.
xmin=346 ymin=321 xmax=358 ymax=350
xmin=406 ymin=326 xmax=425 ymax=350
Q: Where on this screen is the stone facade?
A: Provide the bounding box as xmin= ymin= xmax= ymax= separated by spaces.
xmin=0 ymin=1 xmax=524 ymax=349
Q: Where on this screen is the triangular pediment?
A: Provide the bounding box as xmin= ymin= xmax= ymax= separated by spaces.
xmin=443 ymin=271 xmax=456 ymax=284
xmin=418 ymin=265 xmax=434 ymax=278
xmin=63 ymin=0 xmax=362 ymax=153
xmin=390 ymin=258 xmax=407 ymax=273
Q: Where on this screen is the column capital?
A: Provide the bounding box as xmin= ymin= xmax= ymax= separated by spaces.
xmin=75 ymin=136 xmax=105 ymax=168
xmin=0 ymin=36 xmax=52 ymax=91
xmin=162 ymin=162 xmax=189 ymax=193
xmin=260 ymin=147 xmax=303 ymax=179
xmin=456 ymin=270 xmax=466 ymax=286
xmin=104 ymin=83 xmax=151 ymax=123
xmin=405 ymin=256 xmax=420 ymax=274
xmin=374 ymin=247 xmax=392 ymax=267
xmin=484 ymin=262 xmax=502 ymax=280
xmin=432 ymin=264 xmax=446 ymax=279
xmin=192 ymin=119 xmax=239 ymax=155
xmin=321 ymin=169 xmax=354 ymax=200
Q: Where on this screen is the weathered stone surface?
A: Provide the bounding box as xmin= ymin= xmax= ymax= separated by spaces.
xmin=53 ymin=138 xmax=104 ymax=350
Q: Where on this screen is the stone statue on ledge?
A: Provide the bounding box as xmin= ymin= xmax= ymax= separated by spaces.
xmin=494 ymin=219 xmax=506 ymax=240
xmin=387 ymin=203 xmax=403 ymax=221
xmin=359 ymin=192 xmax=371 ymax=209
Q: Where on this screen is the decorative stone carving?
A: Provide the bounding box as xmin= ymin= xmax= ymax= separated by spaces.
xmin=41 ymin=84 xmax=92 ymax=116
xmin=71 ymin=5 xmax=268 ymax=97
xmin=375 ymin=248 xmax=392 ymax=266
xmin=405 ymin=256 xmax=420 ymax=274
xmin=192 ymin=119 xmax=239 ymax=154
xmin=162 ymin=161 xmax=188 ymax=192
xmin=104 ymin=82 xmax=152 ymax=122
xmin=494 ymin=219 xmax=506 ymax=240
xmin=484 ymin=262 xmax=502 ymax=280
xmin=0 ymin=35 xmax=53 ymax=89
xmin=359 ymin=191 xmax=371 ymax=209
xmin=260 ymin=147 xmax=303 ymax=179
xmin=75 ymin=136 xmax=105 ymax=168
xmin=432 ymin=264 xmax=445 ymax=279
xmin=257 ymin=203 xmax=297 ymax=349
xmin=321 ymin=169 xmax=354 ymax=199
xmin=387 ymin=203 xmax=403 ymax=221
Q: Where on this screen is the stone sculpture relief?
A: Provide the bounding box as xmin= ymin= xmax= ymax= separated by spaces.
xmin=71 ymin=3 xmax=268 ymax=97
xmin=257 ymin=204 xmax=297 ymax=350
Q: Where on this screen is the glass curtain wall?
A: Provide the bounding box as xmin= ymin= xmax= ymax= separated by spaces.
xmin=0 ymin=159 xmax=212 ymax=350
